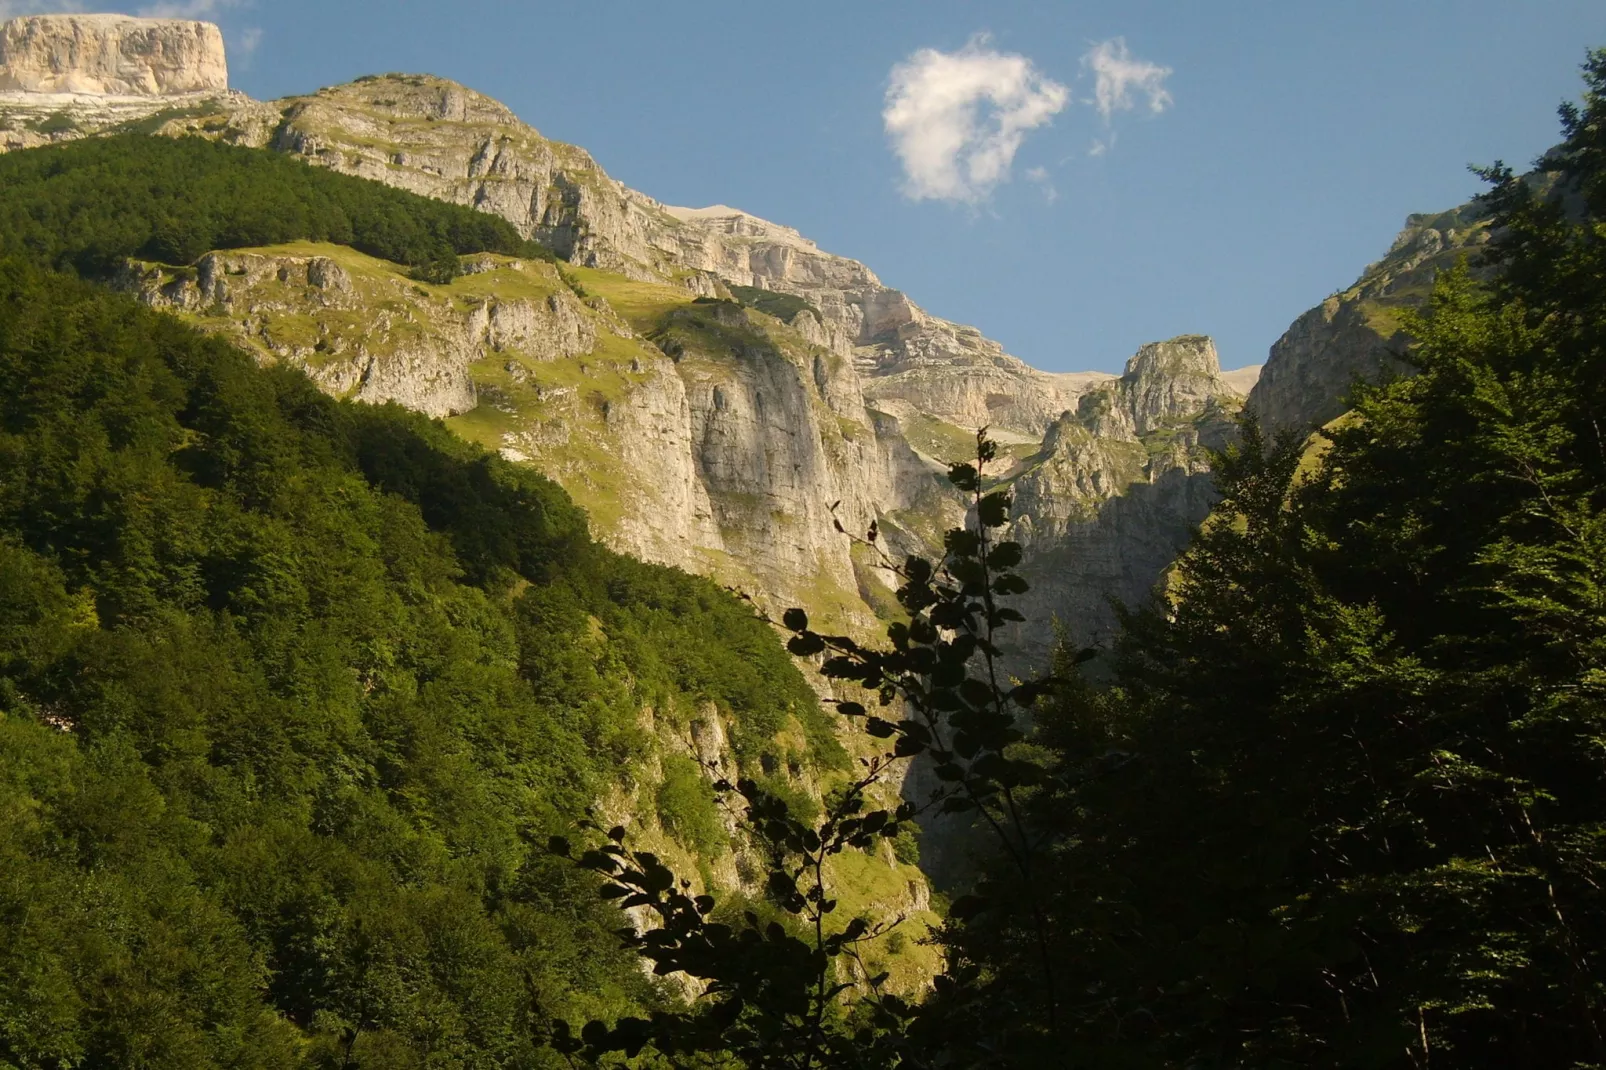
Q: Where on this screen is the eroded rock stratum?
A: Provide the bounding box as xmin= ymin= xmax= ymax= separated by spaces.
xmin=0 ymin=14 xmax=226 ymax=95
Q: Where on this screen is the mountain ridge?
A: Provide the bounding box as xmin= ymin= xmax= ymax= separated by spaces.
xmin=0 ymin=26 xmax=1258 ymax=664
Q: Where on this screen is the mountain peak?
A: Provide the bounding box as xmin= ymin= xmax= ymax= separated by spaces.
xmin=315 ymin=73 xmax=524 ymax=128
xmin=1075 ymin=335 xmax=1239 ymax=441
xmin=1123 ymin=334 xmax=1221 ymax=380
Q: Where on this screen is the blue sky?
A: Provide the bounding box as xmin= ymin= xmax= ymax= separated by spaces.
xmin=16 ymin=0 xmax=1605 ymax=372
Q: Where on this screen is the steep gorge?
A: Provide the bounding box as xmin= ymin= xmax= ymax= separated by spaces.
xmin=0 ymin=10 xmax=1505 ymax=1005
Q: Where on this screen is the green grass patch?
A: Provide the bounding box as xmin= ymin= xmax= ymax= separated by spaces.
xmin=565 ymin=264 xmax=696 ymax=332
xmin=900 ymin=411 xmax=982 ymax=464
xmin=728 ymin=284 xmax=818 ymax=325
xmin=656 ymin=755 xmax=726 ymax=854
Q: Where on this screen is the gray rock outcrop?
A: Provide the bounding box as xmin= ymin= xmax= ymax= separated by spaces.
xmin=1247 ymin=203 xmax=1491 ymax=433
xmin=153 ymin=75 xmax=1117 ymax=440
xmin=115 ymin=250 xmax=594 ymax=419
xmin=1008 ymin=336 xmax=1244 ymax=661
xmin=0 ymin=14 xmax=226 ymax=96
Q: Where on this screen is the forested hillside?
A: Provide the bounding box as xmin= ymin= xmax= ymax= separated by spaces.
xmin=0 ymin=257 xmax=837 ymax=1067
xmin=0 ymin=134 xmax=550 ymax=280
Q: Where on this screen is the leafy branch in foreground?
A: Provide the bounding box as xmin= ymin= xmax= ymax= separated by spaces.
xmin=546 ymin=430 xmax=1063 ymax=1067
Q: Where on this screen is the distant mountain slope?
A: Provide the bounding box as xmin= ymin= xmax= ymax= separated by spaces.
xmin=0 ymin=70 xmax=1256 ymax=665
xmin=0 ymin=256 xmax=927 ymax=1064
xmin=154 ymin=74 xmax=1127 ymax=437
xmin=1248 ymin=202 xmax=1492 ymax=432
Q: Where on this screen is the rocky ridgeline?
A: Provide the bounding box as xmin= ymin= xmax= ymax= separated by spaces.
xmin=1 ymin=30 xmax=1263 ymax=659
xmin=153 ymin=75 xmax=1121 ymax=439
xmin=1247 ymin=203 xmax=1492 ymax=432
xmin=134 ymin=72 xmax=1259 ymax=648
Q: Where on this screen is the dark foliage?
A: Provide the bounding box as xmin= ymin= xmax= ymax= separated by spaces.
xmin=0 ymin=133 xmax=553 ymax=279
xmin=939 ymin=48 xmax=1606 ymax=1069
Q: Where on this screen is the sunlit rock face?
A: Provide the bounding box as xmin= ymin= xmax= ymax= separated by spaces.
xmin=1006 ymin=335 xmax=1246 ymax=663
xmin=1247 ymin=203 xmax=1492 ymax=434
xmin=0 ymin=14 xmax=227 ymax=96
xmin=7 ymin=66 xmax=1270 ymax=670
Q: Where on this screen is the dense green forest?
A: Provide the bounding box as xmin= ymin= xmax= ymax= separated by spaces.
xmin=2 ymin=47 xmax=1605 ymax=1070
xmin=0 ymin=134 xmax=550 ymax=280
xmin=0 ymin=255 xmax=834 ymax=1067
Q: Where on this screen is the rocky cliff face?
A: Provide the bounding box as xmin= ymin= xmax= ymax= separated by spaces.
xmin=0 ymin=14 xmax=226 ymax=96
xmin=111 ymin=234 xmax=1251 ymax=670
xmin=0 ymin=14 xmax=239 ymax=154
xmin=1007 ymin=336 xmax=1241 ymax=659
xmin=151 ymin=75 xmax=1115 ymax=441
xmin=4 ymin=60 xmax=1259 ymax=664
xmin=116 ymin=248 xmax=596 ymax=418
xmin=143 ymin=73 xmax=1262 ymax=652
xmin=108 ymin=243 xmax=932 ymax=635
xmin=1247 ymin=203 xmax=1491 ymax=433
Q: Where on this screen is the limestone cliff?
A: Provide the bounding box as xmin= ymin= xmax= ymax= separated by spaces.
xmin=115 ymin=248 xmax=596 ymax=418
xmin=1007 ymin=336 xmax=1243 ymax=660
xmin=1247 ymin=202 xmax=1491 ymax=433
xmin=0 ymin=14 xmax=239 ymax=154
xmin=109 ymin=242 xmax=936 ymax=635
xmin=0 ymin=14 xmax=226 ymax=95
xmin=6 ymin=60 xmax=1260 ymax=665
xmin=150 ymin=75 xmax=1112 ymax=440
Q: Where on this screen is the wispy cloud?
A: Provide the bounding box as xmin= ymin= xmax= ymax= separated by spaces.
xmin=883 ymin=35 xmax=1070 ymax=204
xmin=1025 ymin=164 xmax=1058 ymax=203
xmin=234 ymin=23 xmax=260 ymax=60
xmin=1082 ymin=37 xmax=1172 ymax=122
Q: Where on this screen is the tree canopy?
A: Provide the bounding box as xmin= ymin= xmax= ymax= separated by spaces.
xmin=0 ymin=133 xmax=551 ymax=280
xmin=937 ymin=46 xmax=1606 ymax=1069
xmin=0 ymin=255 xmax=830 ymax=1068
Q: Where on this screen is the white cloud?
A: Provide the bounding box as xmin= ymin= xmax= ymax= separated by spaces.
xmin=236 ymin=24 xmax=260 ymax=56
xmin=1082 ymin=37 xmax=1172 ymax=122
xmin=883 ymin=36 xmax=1069 ymax=204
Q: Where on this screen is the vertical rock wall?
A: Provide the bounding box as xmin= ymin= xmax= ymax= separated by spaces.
xmin=0 ymin=14 xmax=227 ymax=96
